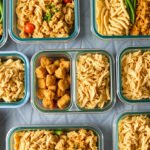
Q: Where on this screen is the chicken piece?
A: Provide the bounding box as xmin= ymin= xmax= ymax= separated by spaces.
xmin=53 ymin=60 xmax=60 ymax=67
xmin=43 ymin=89 xmax=55 ymax=100
xmin=46 ymin=75 xmax=56 ymax=87
xmin=60 ymin=60 xmax=70 ymax=71
xmin=40 ymin=56 xmax=52 ymax=68
xmin=46 ymin=64 xmax=57 ymax=75
xmin=57 ymin=94 xmax=70 ymax=109
xmin=60 ymin=58 xmax=65 ymax=62
xmin=42 ymin=98 xmax=55 ymax=109
xmin=55 ymin=67 xmax=66 ymax=79
xmin=38 ymin=78 xmax=46 ymax=89
xmin=37 ymin=89 xmax=45 ymax=99
xmin=57 ymin=88 xmax=66 ymax=97
xmin=35 ymin=66 xmax=47 ymax=78
xmin=48 ymin=85 xmax=57 ymax=92
xmin=58 ymin=79 xmax=70 ymax=91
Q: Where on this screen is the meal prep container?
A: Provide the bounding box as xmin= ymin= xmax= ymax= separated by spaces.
xmin=91 ymin=0 xmax=150 ymax=39
xmin=9 ymin=0 xmax=80 ymax=44
xmin=31 ymin=50 xmax=115 ymax=113
xmin=6 ymin=125 xmax=104 ymax=150
xmin=117 ymin=47 xmax=150 ymax=104
xmin=0 ymin=51 xmax=30 ymax=108
xmin=113 ymin=111 xmax=150 ymax=150
xmin=0 ymin=0 xmax=8 ymax=48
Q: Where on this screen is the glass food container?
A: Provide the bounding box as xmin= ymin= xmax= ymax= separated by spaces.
xmin=31 ymin=49 xmax=115 ymax=113
xmin=6 ymin=125 xmax=104 ymax=150
xmin=113 ymin=111 xmax=150 ymax=150
xmin=0 ymin=51 xmax=30 ymax=108
xmin=9 ymin=0 xmax=80 ymax=43
xmin=0 ymin=0 xmax=7 ymax=48
xmin=117 ymin=47 xmax=150 ymax=104
xmin=91 ymin=0 xmax=150 ymax=39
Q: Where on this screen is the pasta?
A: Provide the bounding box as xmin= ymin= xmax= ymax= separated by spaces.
xmin=121 ymin=50 xmax=150 ymax=100
xmin=16 ymin=0 xmax=74 ymax=38
xmin=77 ymin=53 xmax=110 ymax=109
xmin=118 ymin=115 xmax=150 ymax=150
xmin=0 ymin=59 xmax=25 ymax=102
xmin=96 ymin=0 xmax=150 ymax=36
xmin=96 ymin=0 xmax=130 ymax=36
xmin=14 ymin=129 xmax=98 ymax=150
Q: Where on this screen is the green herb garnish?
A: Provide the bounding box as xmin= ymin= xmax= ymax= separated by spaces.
xmin=43 ymin=11 xmax=52 ymax=22
xmin=54 ymin=130 xmax=64 ymax=135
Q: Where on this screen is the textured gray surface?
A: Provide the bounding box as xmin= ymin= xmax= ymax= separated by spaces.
xmin=1 ymin=0 xmax=150 ymax=149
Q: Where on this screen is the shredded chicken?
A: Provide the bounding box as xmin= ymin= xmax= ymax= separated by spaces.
xmin=121 ymin=50 xmax=150 ymax=100
xmin=77 ymin=53 xmax=110 ymax=109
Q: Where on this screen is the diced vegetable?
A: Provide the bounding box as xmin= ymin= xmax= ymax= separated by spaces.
xmin=63 ymin=0 xmax=72 ymax=3
xmin=44 ymin=11 xmax=52 ymax=22
xmin=54 ymin=130 xmax=63 ymax=135
xmin=24 ymin=22 xmax=35 ymax=34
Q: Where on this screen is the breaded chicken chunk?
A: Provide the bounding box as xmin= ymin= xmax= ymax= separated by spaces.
xmin=35 ymin=66 xmax=47 ymax=78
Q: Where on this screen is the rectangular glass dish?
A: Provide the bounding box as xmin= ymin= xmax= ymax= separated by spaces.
xmin=91 ymin=0 xmax=150 ymax=39
xmin=9 ymin=0 xmax=80 ymax=44
xmin=6 ymin=125 xmax=104 ymax=150
xmin=31 ymin=49 xmax=115 ymax=113
xmin=117 ymin=47 xmax=150 ymax=104
xmin=113 ymin=111 xmax=150 ymax=150
xmin=0 ymin=51 xmax=30 ymax=108
xmin=0 ymin=0 xmax=7 ymax=48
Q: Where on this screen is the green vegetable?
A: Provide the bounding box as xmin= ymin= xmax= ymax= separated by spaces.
xmin=133 ymin=0 xmax=137 ymax=9
xmin=124 ymin=0 xmax=130 ymax=14
xmin=125 ymin=0 xmax=135 ymax=24
xmin=0 ymin=0 xmax=3 ymax=23
xmin=54 ymin=130 xmax=63 ymax=135
xmin=130 ymin=0 xmax=136 ymax=9
xmin=52 ymin=7 xmax=59 ymax=12
xmin=44 ymin=10 xmax=52 ymax=22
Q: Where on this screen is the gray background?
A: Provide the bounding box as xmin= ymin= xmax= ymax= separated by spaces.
xmin=1 ymin=0 xmax=150 ymax=149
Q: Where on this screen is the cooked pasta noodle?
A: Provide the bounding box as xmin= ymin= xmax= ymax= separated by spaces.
xmin=16 ymin=0 xmax=74 ymax=38
xmin=14 ymin=129 xmax=98 ymax=150
xmin=118 ymin=115 xmax=150 ymax=150
xmin=96 ymin=0 xmax=130 ymax=35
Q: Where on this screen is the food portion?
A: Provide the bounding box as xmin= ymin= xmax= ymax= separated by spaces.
xmin=16 ymin=0 xmax=74 ymax=38
xmin=0 ymin=0 xmax=3 ymax=36
xmin=130 ymin=0 xmax=150 ymax=35
xmin=77 ymin=53 xmax=110 ymax=109
xmin=0 ymin=58 xmax=25 ymax=102
xmin=96 ymin=0 xmax=130 ymax=35
xmin=35 ymin=56 xmax=71 ymax=110
xmin=121 ymin=50 xmax=150 ymax=100
xmin=118 ymin=115 xmax=150 ymax=150
xmin=96 ymin=0 xmax=150 ymax=36
xmin=13 ymin=128 xmax=98 ymax=150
